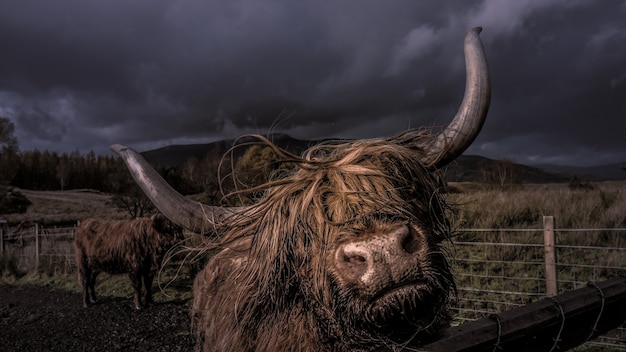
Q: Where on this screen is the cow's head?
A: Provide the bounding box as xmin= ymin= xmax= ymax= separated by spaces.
xmin=111 ymin=27 xmax=490 ymax=348
xmin=150 ymin=213 xmax=184 ymax=241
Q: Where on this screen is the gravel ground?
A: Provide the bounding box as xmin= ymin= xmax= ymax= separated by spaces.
xmin=0 ymin=284 xmax=195 ymax=351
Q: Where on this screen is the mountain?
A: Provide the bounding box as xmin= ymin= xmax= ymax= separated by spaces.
xmin=141 ymin=133 xmax=317 ymax=168
xmin=141 ymin=134 xmax=625 ymax=183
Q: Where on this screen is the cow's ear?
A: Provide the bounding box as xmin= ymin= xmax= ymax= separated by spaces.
xmin=151 ymin=213 xmax=165 ymax=231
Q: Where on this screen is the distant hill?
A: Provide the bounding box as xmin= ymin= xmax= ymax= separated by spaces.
xmin=141 ymin=134 xmax=625 ymax=183
xmin=142 ymin=133 xmax=316 ymax=168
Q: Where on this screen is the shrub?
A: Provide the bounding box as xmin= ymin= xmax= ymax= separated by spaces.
xmin=0 ymin=186 xmax=32 ymax=214
xmin=568 ymin=176 xmax=595 ymax=191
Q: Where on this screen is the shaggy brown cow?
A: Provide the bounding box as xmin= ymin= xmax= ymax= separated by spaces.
xmin=74 ymin=214 xmax=183 ymax=310
xmin=112 ymin=27 xmax=491 ymax=351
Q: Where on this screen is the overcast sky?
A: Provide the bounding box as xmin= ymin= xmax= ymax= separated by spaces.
xmin=1 ymin=0 xmax=625 ymax=166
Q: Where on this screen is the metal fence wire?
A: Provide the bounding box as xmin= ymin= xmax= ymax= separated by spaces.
xmin=0 ymin=224 xmax=76 ymax=271
xmin=450 ymin=218 xmax=626 ymax=350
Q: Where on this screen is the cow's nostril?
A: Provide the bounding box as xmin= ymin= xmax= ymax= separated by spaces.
xmin=401 ymin=231 xmax=420 ymax=254
xmin=335 ymin=246 xmax=370 ymax=284
xmin=345 ymin=254 xmax=366 ymax=265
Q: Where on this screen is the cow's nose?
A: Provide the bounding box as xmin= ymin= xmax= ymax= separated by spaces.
xmin=333 ymin=225 xmax=420 ymax=287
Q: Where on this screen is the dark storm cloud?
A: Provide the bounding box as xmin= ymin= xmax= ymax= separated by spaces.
xmin=0 ymin=0 xmax=624 ymax=166
xmin=472 ymin=1 xmax=626 ymax=165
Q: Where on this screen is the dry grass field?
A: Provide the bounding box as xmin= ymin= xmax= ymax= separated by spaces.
xmin=449 ymin=180 xmax=626 ymax=229
xmin=3 ymin=189 xmax=129 ymax=225
xmin=447 ymin=180 xmax=625 ymax=298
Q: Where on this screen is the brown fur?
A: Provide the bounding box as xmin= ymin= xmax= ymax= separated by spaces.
xmin=192 ymin=135 xmax=455 ymax=351
xmin=74 ymin=214 xmax=183 ymax=309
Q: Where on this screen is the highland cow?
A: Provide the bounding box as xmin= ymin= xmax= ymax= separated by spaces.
xmin=74 ymin=214 xmax=183 ymax=310
xmin=111 ymin=28 xmax=491 ymax=351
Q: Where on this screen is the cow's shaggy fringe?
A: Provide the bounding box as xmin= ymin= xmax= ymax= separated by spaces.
xmin=191 ymin=133 xmax=455 ymax=351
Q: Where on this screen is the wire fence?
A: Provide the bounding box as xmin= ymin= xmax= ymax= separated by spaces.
xmin=1 ymin=217 xmax=625 ymax=349
xmin=450 ymin=217 xmax=626 ymax=350
xmin=0 ymin=224 xmax=76 ymax=271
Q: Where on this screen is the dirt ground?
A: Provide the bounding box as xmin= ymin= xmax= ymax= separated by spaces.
xmin=0 ymin=284 xmax=195 ymax=351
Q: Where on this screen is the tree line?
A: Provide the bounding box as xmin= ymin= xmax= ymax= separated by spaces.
xmin=1 ymin=116 xmax=285 ymax=215
xmin=8 ymin=149 xmax=126 ymax=192
xmin=2 ymin=144 xmax=280 ymax=206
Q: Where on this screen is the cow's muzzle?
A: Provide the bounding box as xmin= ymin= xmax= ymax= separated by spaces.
xmin=334 ymin=224 xmax=428 ymax=296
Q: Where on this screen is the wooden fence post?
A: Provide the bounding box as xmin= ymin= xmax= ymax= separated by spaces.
xmin=0 ymin=224 xmax=4 ymax=257
xmin=543 ymin=216 xmax=558 ymax=296
xmin=35 ymin=223 xmax=39 ymax=269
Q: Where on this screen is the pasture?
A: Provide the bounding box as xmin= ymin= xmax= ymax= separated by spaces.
xmin=446 ymin=181 xmax=626 ymax=350
xmin=1 ymin=180 xmax=625 ymax=350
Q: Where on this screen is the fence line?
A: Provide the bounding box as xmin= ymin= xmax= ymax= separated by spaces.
xmin=423 ymin=276 xmax=626 ymax=352
xmin=1 ymin=218 xmax=625 ymax=349
xmin=0 ymin=224 xmax=76 ymax=270
xmin=452 ymin=217 xmax=626 ymax=350
xmin=458 ymin=227 xmax=626 ymax=232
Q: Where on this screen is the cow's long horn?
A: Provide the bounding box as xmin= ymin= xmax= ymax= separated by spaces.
xmin=110 ymin=144 xmax=239 ymax=234
xmin=420 ymin=27 xmax=491 ymax=168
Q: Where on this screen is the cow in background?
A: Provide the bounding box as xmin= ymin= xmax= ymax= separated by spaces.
xmin=74 ymin=214 xmax=184 ymax=309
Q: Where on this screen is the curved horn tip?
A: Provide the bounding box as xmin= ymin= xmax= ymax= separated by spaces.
xmin=470 ymin=27 xmax=483 ymax=35
xmin=110 ymin=144 xmax=129 ymax=154
xmin=418 ymin=26 xmax=490 ymax=169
